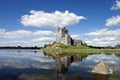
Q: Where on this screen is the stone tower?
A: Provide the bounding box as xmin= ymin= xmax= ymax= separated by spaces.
xmin=56 ymin=27 xmax=72 ymax=45
xmin=56 ymin=27 xmax=82 ymax=46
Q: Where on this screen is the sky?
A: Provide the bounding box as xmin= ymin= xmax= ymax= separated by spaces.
xmin=0 ymin=0 xmax=120 ymax=47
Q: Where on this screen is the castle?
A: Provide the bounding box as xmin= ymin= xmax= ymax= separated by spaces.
xmin=56 ymin=27 xmax=82 ymax=46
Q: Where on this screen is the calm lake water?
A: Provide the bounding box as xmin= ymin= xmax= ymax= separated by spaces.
xmin=0 ymin=49 xmax=120 ymax=80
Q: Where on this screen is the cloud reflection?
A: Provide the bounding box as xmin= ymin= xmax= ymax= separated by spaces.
xmin=71 ymin=53 xmax=120 ymax=74
xmin=0 ymin=50 xmax=55 ymax=69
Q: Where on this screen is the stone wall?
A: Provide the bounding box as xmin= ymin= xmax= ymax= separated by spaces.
xmin=72 ymin=39 xmax=82 ymax=46
xmin=56 ymin=27 xmax=82 ymax=46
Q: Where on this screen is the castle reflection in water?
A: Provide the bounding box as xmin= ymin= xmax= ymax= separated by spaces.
xmin=56 ymin=55 xmax=85 ymax=75
xmin=18 ymin=52 xmax=119 ymax=80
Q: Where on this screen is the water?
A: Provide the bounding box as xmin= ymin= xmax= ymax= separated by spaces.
xmin=0 ymin=49 xmax=120 ymax=80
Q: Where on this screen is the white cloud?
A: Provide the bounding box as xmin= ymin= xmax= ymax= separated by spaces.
xmin=6 ymin=30 xmax=32 ymax=38
xmin=111 ymin=0 xmax=120 ymax=10
xmin=0 ymin=28 xmax=55 ymax=47
xmin=21 ymin=10 xmax=85 ymax=28
xmin=85 ymin=28 xmax=120 ymax=46
xmin=93 ymin=37 xmax=115 ymax=42
xmin=0 ymin=51 xmax=55 ymax=69
xmin=105 ymin=15 xmax=120 ymax=26
xmin=32 ymin=37 xmax=55 ymax=42
xmin=33 ymin=30 xmax=55 ymax=36
xmin=85 ymin=28 xmax=120 ymax=36
xmin=0 ymin=29 xmax=55 ymax=39
xmin=86 ymin=54 xmax=120 ymax=65
xmin=71 ymin=34 xmax=81 ymax=40
xmin=0 ymin=29 xmax=32 ymax=38
xmin=85 ymin=40 xmax=115 ymax=47
xmin=0 ymin=38 xmax=55 ymax=47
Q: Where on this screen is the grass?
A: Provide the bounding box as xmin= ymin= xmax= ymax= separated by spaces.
xmin=67 ymin=45 xmax=90 ymax=49
xmin=43 ymin=48 xmax=120 ymax=54
xmin=42 ymin=43 xmax=120 ymax=57
xmin=42 ymin=48 xmax=120 ymax=59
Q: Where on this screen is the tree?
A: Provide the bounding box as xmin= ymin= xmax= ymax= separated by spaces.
xmin=44 ymin=44 xmax=48 ymax=48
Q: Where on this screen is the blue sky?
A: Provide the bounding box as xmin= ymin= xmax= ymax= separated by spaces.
xmin=0 ymin=0 xmax=120 ymax=47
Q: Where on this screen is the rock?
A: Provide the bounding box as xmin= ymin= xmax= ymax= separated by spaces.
xmin=93 ymin=73 xmax=110 ymax=80
xmin=92 ymin=61 xmax=113 ymax=74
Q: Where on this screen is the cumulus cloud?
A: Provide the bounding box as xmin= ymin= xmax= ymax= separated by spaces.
xmin=85 ymin=40 xmax=115 ymax=47
xmin=0 ymin=29 xmax=31 ymax=38
xmin=85 ymin=28 xmax=120 ymax=36
xmin=31 ymin=37 xmax=55 ymax=42
xmin=0 ymin=28 xmax=55 ymax=47
xmin=0 ymin=29 xmax=55 ymax=39
xmin=21 ymin=10 xmax=85 ymax=28
xmin=0 ymin=50 xmax=55 ymax=69
xmin=33 ymin=30 xmax=55 ymax=36
xmin=0 ymin=40 xmax=51 ymax=47
xmin=86 ymin=54 xmax=120 ymax=65
xmin=105 ymin=15 xmax=120 ymax=26
xmin=71 ymin=34 xmax=81 ymax=39
xmin=85 ymin=28 xmax=120 ymax=46
xmin=111 ymin=0 xmax=120 ymax=10
xmin=93 ymin=37 xmax=115 ymax=42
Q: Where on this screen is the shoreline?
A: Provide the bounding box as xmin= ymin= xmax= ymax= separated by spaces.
xmin=43 ymin=48 xmax=120 ymax=54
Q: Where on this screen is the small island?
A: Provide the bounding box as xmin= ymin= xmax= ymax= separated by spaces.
xmin=43 ymin=27 xmax=120 ymax=55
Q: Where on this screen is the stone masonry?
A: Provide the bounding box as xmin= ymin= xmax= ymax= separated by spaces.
xmin=56 ymin=27 xmax=82 ymax=46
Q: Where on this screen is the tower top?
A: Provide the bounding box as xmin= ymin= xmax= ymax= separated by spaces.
xmin=57 ymin=27 xmax=68 ymax=33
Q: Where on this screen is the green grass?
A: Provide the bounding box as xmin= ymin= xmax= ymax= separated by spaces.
xmin=42 ymin=43 xmax=120 ymax=57
xmin=42 ymin=48 xmax=120 ymax=59
xmin=67 ymin=45 xmax=90 ymax=49
xmin=43 ymin=48 xmax=120 ymax=53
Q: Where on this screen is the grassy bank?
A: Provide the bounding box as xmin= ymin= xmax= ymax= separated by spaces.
xmin=42 ymin=48 xmax=120 ymax=59
xmin=42 ymin=43 xmax=120 ymax=57
xmin=43 ymin=48 xmax=120 ymax=54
